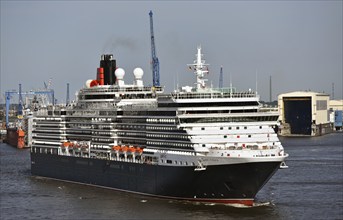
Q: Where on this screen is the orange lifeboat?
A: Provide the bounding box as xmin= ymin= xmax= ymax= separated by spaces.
xmin=120 ymin=146 xmax=128 ymax=152
xmin=135 ymin=147 xmax=143 ymax=154
xmin=112 ymin=146 xmax=121 ymax=151
xmin=63 ymin=142 xmax=72 ymax=148
xmin=128 ymin=147 xmax=136 ymax=153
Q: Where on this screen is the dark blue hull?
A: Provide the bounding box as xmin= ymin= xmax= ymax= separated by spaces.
xmin=31 ymin=152 xmax=281 ymax=206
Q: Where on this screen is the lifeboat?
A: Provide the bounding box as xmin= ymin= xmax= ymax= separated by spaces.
xmin=112 ymin=146 xmax=121 ymax=151
xmin=62 ymin=142 xmax=70 ymax=147
xmin=120 ymin=146 xmax=129 ymax=152
xmin=128 ymin=147 xmax=136 ymax=153
xmin=135 ymin=147 xmax=143 ymax=154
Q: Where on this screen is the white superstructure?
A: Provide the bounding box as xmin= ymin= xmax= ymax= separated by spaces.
xmin=30 ymin=47 xmax=287 ymax=170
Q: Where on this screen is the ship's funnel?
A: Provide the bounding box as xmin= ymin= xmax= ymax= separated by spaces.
xmin=97 ymin=68 xmax=104 ymax=85
xmin=100 ymin=54 xmax=116 ymax=85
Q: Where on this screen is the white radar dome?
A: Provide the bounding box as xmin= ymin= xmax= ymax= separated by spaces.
xmin=115 ymin=68 xmax=125 ymax=80
xmin=133 ymin=68 xmax=144 ymax=79
xmin=85 ymin=79 xmax=93 ymax=88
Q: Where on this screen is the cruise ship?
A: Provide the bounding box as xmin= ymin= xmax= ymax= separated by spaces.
xmin=30 ymin=47 xmax=288 ymax=206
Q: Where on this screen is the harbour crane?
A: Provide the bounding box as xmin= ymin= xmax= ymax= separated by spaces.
xmin=149 ymin=10 xmax=160 ymax=87
xmin=5 ymin=84 xmax=54 ymax=127
xmin=43 ymin=78 xmax=54 ymax=104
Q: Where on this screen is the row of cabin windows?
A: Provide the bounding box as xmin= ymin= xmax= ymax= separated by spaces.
xmin=223 ymin=134 xmax=252 ymax=138
xmin=118 ymin=124 xmax=177 ymax=131
xmin=116 ymin=125 xmax=146 ymax=130
xmin=146 ymin=118 xmax=176 ymax=124
xmin=147 ymin=141 xmax=192 ymax=148
xmin=84 ymin=94 xmax=152 ymax=100
xmin=96 ymin=125 xmax=113 ymax=129
xmin=202 ymin=126 xmax=263 ymax=130
xmin=66 ymin=125 xmax=92 ymax=129
xmin=181 ymin=116 xmax=278 ymax=123
xmin=91 ymin=138 xmax=113 ymax=143
xmin=112 ymin=118 xmax=175 ymax=124
xmin=92 ymin=131 xmax=111 ymax=136
xmin=161 ymin=159 xmax=196 ymax=166
xmin=118 ymin=132 xmax=145 ymax=137
xmin=147 ymin=133 xmax=189 ymax=140
xmin=117 ymin=118 xmax=146 ymax=123
xmin=146 ymin=126 xmax=175 ymax=131
xmin=32 ymin=147 xmax=58 ymax=155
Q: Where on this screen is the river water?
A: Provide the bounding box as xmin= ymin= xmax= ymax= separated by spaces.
xmin=1 ymin=133 xmax=342 ymax=219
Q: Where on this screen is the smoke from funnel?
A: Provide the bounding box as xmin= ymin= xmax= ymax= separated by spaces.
xmin=102 ymin=37 xmax=137 ymax=54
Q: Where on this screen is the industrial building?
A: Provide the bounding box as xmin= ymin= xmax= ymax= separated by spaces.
xmin=278 ymin=91 xmax=332 ymax=136
xmin=329 ymin=100 xmax=343 ymax=131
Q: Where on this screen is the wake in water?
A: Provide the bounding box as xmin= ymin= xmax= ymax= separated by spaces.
xmin=166 ymin=198 xmax=274 ymax=208
xmin=224 ymin=201 xmax=273 ymax=208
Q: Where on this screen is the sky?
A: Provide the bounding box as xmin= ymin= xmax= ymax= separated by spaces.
xmin=1 ymin=1 xmax=342 ymax=104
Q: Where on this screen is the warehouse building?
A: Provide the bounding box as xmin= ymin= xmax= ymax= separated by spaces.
xmin=278 ymin=91 xmax=332 ymax=136
xmin=329 ymin=100 xmax=343 ymax=131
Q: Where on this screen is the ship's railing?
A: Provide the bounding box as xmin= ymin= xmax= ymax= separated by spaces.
xmin=210 ymin=144 xmax=278 ymax=151
xmin=159 ymin=91 xmax=258 ymax=100
xmin=68 ymin=101 xmax=115 ymax=110
xmin=121 ymin=103 xmax=157 ymax=110
xmin=81 ymin=86 xmax=163 ymax=94
xmin=53 ymin=146 xmax=149 ymax=164
xmin=35 ymin=108 xmax=48 ymax=116
xmin=47 ymin=104 xmax=66 ymax=111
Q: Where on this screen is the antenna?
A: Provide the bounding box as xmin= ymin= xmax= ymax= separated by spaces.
xmin=18 ymin=84 xmax=23 ymax=115
xmin=219 ymin=66 xmax=223 ymax=88
xmin=332 ymin=82 xmax=335 ymax=100
xmin=187 ymin=46 xmax=209 ymax=90
xmin=66 ymin=83 xmax=70 ymax=105
xmin=269 ymin=75 xmax=272 ymax=102
xmin=255 ymin=69 xmax=258 ymax=95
